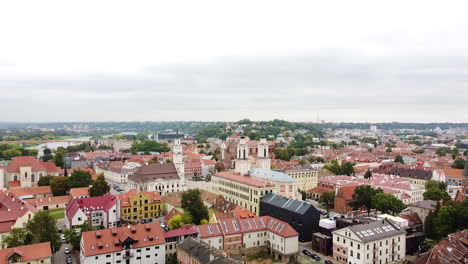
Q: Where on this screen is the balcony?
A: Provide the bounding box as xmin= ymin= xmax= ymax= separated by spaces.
xmin=122 ymin=252 xmax=134 ymax=259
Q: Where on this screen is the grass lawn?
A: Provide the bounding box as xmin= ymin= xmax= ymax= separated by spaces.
xmin=47 ymin=208 xmax=65 ymax=219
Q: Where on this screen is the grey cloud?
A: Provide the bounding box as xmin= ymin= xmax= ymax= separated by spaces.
xmin=0 ymin=50 xmax=467 ymax=122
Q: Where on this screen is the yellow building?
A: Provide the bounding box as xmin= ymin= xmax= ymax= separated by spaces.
xmin=212 ymin=171 xmax=276 ymax=215
xmin=117 ymin=189 xmax=164 ymax=222
xmin=285 ymin=168 xmax=318 ymax=191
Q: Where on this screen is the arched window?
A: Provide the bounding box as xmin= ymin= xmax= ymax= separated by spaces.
xmin=32 ymin=174 xmax=35 ymax=182
xmin=24 ymin=172 xmax=28 ymax=178
xmin=264 ymin=149 xmax=267 ymax=157
xmin=14 ymin=175 xmax=18 ymax=181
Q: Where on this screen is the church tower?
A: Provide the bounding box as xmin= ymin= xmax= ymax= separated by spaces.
xmin=256 ymin=136 xmax=271 ymax=169
xmin=235 ymin=136 xmax=250 ymax=175
xmin=173 ymin=138 xmax=186 ymax=188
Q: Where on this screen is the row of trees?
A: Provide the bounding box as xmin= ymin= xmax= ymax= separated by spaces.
xmin=38 ymin=170 xmax=109 ymax=197
xmin=324 ymin=160 xmax=355 ymax=176
xmin=348 ymin=185 xmax=406 ymax=216
xmin=0 ymin=144 xmax=38 ymax=160
xmin=130 ymin=140 xmax=170 ymax=154
xmin=425 ymin=199 xmax=468 ymax=240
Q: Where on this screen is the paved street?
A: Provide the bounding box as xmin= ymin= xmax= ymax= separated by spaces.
xmin=298 ymin=241 xmax=336 ymax=264
xmin=53 ymin=242 xmax=77 ymax=264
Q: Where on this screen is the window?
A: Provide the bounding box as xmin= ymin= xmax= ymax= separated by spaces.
xmin=357 ymin=253 xmax=360 ymax=259
xmin=137 ymin=249 xmax=141 ymax=252
xmin=146 ymin=248 xmax=150 ymax=251
xmin=106 ymin=254 xmax=111 ymax=258
xmin=146 ymin=255 xmax=150 ymax=258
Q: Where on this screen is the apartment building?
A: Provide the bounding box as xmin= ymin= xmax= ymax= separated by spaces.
xmin=332 ymin=219 xmax=406 ymax=264
xmin=80 ymin=222 xmax=165 ymax=264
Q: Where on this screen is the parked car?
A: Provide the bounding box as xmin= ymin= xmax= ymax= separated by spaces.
xmin=311 ymin=254 xmax=321 ymax=261
xmin=60 ymin=234 xmax=67 ymax=242
xmin=302 ymin=250 xmax=313 ymax=257
xmin=325 ymin=260 xmax=334 ymax=264
xmin=66 ymin=256 xmax=72 ymax=264
xmin=64 ymin=247 xmax=70 ymax=254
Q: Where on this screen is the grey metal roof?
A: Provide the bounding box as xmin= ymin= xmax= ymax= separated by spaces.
xmin=261 ymin=192 xmax=316 ymax=215
xmin=177 ymin=238 xmax=211 ymax=264
xmin=347 ymin=219 xmax=406 ymax=243
xmin=249 ymin=168 xmax=294 ymax=182
xmin=409 ymin=200 xmax=437 ymax=210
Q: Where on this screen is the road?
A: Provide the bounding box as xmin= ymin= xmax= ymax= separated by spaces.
xmin=53 ymin=241 xmax=77 ymax=264
xmin=298 ymin=242 xmax=336 ymax=264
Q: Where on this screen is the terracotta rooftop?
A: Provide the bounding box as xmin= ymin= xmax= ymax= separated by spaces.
xmin=415 ymin=229 xmax=468 ymax=264
xmin=6 ymin=186 xmax=52 ymax=197
xmin=81 ymin=222 xmax=165 ymax=257
xmin=70 ymin=187 xmax=90 ymax=197
xmin=0 ymin=242 xmax=52 ymax=262
xmin=214 ymin=171 xmax=273 ymax=188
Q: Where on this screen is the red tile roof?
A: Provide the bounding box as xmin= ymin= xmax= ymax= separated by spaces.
xmin=7 ymin=180 xmax=21 ymax=188
xmin=0 ymin=242 xmax=52 ymax=262
xmin=400 ymin=213 xmax=422 ymax=227
xmin=4 ymin=156 xmax=46 ymax=172
xmin=0 ymin=193 xmax=37 ymax=232
xmin=443 ymin=168 xmax=464 ymax=179
xmin=81 ymin=222 xmax=165 ymax=257
xmin=27 ymin=195 xmax=71 ymax=207
xmin=196 ymin=216 xmax=298 ymax=239
xmin=6 ymin=186 xmax=52 ymax=197
xmin=70 ymin=187 xmax=90 ymax=197
xmin=415 ymin=229 xmax=468 ymax=264
xmin=164 ymin=226 xmax=198 ymax=239
xmin=214 ymin=171 xmax=273 ymax=188
xmin=40 ymin=161 xmax=62 ymax=173
xmin=66 ymin=195 xmax=117 ymax=222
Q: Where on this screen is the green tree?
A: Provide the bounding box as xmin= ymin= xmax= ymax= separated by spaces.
xmin=50 ymin=176 xmax=69 ymax=196
xmin=452 ymin=158 xmax=466 ymax=169
xmin=4 ymin=228 xmax=33 ymax=248
xmin=434 ymin=205 xmax=457 ymax=237
xmin=298 ymin=189 xmax=307 ymax=200
xmin=84 ymin=146 xmax=93 ymax=152
xmin=43 ymin=148 xmax=52 ymax=155
xmin=341 ymin=162 xmax=355 ymax=176
xmin=364 ymin=169 xmax=372 ymax=179
xmin=348 ymin=185 xmax=383 ymax=216
xmin=299 ymin=159 xmax=308 ymax=165
xmin=319 ymin=191 xmax=335 ymax=212
xmin=27 ymin=211 xmax=62 ymax=253
xmin=41 ymin=154 xmax=54 ymax=162
xmin=53 ymin=151 xmax=64 ymax=168
xmin=2 ymin=148 xmax=22 ymax=159
xmin=372 ymin=193 xmax=406 ymax=215
xmin=420 ymin=239 xmax=437 ymax=253
xmin=63 ymin=229 xmax=80 ymax=251
xmin=394 ymin=155 xmax=404 ymax=163
xmin=68 ymin=170 xmax=93 ymax=188
xmin=181 ymin=189 xmax=209 ymax=225
xmin=89 ymin=173 xmax=110 ymax=197
xmin=168 ymin=212 xmax=192 ymax=230
xmin=38 ymin=175 xmax=55 ymax=186
xmin=424 ymin=209 xmax=438 ymax=239
xmin=423 ymin=180 xmax=450 ymax=201
xmin=386 ymin=147 xmax=392 ymax=153
xmin=324 ymin=160 xmax=341 ymax=175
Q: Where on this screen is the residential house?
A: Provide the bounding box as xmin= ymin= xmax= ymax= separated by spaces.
xmin=66 ymin=194 xmax=120 ymax=229
xmin=117 ymin=189 xmax=164 ymax=223
xmin=70 ymin=187 xmax=90 ymax=199
xmin=79 ymin=222 xmax=165 ymax=264
xmin=0 ymin=242 xmax=52 ymax=264
xmin=0 ymin=193 xmax=37 ymax=249
xmin=177 ymin=238 xmax=241 ymax=264
xmin=164 ymin=226 xmax=198 ymax=259
xmin=332 ymin=218 xmax=406 ymax=264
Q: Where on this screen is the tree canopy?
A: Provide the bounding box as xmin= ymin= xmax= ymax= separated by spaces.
xmin=37 ymin=175 xmax=55 ymax=186
xmin=27 ymin=211 xmax=62 ymax=253
xmin=181 ymin=189 xmax=209 ymax=225
xmin=452 ymin=158 xmax=466 ymax=169
xmin=324 ymin=160 xmax=355 ymax=176
xmin=50 ymin=176 xmax=69 ymax=196
xmin=89 ymin=173 xmax=110 ymax=197
xmin=68 ymin=170 xmax=93 ymax=188
xmin=372 ymin=193 xmax=406 ymax=215
xmin=348 ymin=185 xmax=383 ymax=215
xmin=423 ymin=180 xmax=450 ymax=201
xmin=319 ymin=191 xmax=335 ymax=212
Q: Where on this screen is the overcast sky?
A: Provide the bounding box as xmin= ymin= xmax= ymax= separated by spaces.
xmin=1 ymin=1 xmax=467 ymax=123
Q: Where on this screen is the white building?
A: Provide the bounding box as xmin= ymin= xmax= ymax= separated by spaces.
xmin=65 ymin=195 xmax=120 ymax=229
xmin=332 ymin=219 xmax=406 ymax=264
xmin=127 ymin=139 xmax=186 ymax=195
xmin=80 ymin=222 xmax=165 ymax=264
